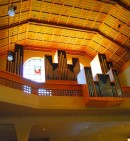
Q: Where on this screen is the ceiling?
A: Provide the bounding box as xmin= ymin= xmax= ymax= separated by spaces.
xmin=1 ymin=100 xmax=130 ymax=140
xmin=1 ymin=121 xmax=130 ymax=140
xmin=0 ymin=1 xmax=130 ymax=140
xmin=29 ymin=121 xmax=130 ymax=139
xmin=0 ymin=0 xmax=130 ymax=71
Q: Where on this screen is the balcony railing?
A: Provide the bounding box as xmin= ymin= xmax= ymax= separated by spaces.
xmin=0 ymin=70 xmax=83 ymax=96
xmin=122 ymin=87 xmax=130 ymax=97
xmin=0 ymin=70 xmax=130 ymax=98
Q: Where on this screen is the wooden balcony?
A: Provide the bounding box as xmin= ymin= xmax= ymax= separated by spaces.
xmin=0 ymin=70 xmax=83 ymax=97
xmin=0 ymin=70 xmax=130 ymax=108
xmin=122 ymin=86 xmax=130 ymax=97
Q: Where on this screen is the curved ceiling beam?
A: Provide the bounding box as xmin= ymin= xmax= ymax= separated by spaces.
xmin=97 ymin=0 xmax=130 ymax=11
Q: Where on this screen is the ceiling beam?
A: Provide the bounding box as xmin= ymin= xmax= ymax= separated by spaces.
xmin=97 ymin=0 xmax=130 ymax=11
xmin=24 ymin=45 xmax=87 ymax=56
xmin=28 ymin=19 xmax=130 ymax=52
xmin=0 ymin=19 xmax=129 ymax=52
xmin=117 ymin=0 xmax=130 ymax=10
xmin=0 ymin=20 xmax=28 ymax=31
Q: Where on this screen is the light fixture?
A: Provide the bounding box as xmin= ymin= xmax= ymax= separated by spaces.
xmin=8 ymin=5 xmax=17 ymax=17
xmin=8 ymin=52 xmax=13 ymax=61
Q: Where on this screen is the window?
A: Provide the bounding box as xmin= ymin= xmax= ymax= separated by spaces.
xmin=23 ymin=57 xmax=45 ymax=82
xmin=23 ymin=85 xmax=31 ymax=94
xmin=38 ymin=89 xmax=52 ymax=96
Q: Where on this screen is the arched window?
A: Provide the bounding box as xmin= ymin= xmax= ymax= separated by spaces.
xmin=23 ymin=57 xmax=45 ymax=82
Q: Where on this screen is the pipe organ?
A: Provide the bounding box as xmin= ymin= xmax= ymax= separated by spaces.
xmin=45 ymin=55 xmax=54 ymax=80
xmin=6 ymin=46 xmax=123 ymax=98
xmin=6 ymin=44 xmax=23 ymax=76
xmin=107 ymin=68 xmax=123 ymax=97
xmin=106 ymin=61 xmax=113 ymax=71
xmin=86 ymin=54 xmax=123 ymax=97
xmin=44 ymin=51 xmax=123 ymax=98
xmin=84 ymin=67 xmax=96 ymax=97
xmin=45 ymin=50 xmax=80 ymax=81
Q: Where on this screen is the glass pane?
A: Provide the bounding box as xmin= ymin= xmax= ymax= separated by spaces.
xmin=23 ymin=58 xmax=45 ymax=82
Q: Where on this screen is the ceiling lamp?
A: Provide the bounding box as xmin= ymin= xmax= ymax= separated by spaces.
xmin=8 ymin=52 xmax=13 ymax=61
xmin=8 ymin=5 xmax=16 ymax=17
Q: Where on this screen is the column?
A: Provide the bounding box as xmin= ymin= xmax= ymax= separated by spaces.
xmin=15 ymin=122 xmax=32 ymax=141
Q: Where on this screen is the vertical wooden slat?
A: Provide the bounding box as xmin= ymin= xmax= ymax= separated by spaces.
xmin=84 ymin=67 xmax=96 ymax=97
xmin=6 ymin=59 xmax=9 ymax=72
xmin=62 ymin=58 xmax=67 ymax=80
xmin=20 ymin=55 xmax=23 ymax=76
xmin=72 ymin=58 xmax=80 ymax=77
xmin=18 ymin=49 xmax=21 ymax=75
xmin=60 ymin=54 xmax=64 ymax=80
xmin=10 ymin=61 xmax=12 ymax=73
xmin=113 ymin=69 xmax=123 ymax=97
xmin=58 ymin=52 xmax=62 ymax=79
xmin=14 ymin=52 xmax=17 ymax=74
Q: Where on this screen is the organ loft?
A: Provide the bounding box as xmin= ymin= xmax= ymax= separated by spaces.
xmin=6 ymin=44 xmax=124 ymax=107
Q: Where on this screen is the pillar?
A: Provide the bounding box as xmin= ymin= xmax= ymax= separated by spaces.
xmin=15 ymin=122 xmax=32 ymax=141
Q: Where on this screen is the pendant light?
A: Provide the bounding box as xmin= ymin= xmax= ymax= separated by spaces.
xmin=8 ymin=5 xmax=17 ymax=17
xmin=7 ymin=52 xmax=14 ymax=61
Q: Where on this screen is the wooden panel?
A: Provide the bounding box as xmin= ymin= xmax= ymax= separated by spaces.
xmin=0 ymin=69 xmax=83 ymax=96
xmin=122 ymin=86 xmax=130 ymax=97
xmin=45 ymin=55 xmax=53 ymax=80
xmin=97 ymin=74 xmax=113 ymax=97
xmin=21 ymin=1 xmax=30 ymax=12
xmin=0 ymin=17 xmax=8 ymax=26
xmin=0 ymin=5 xmax=8 ymax=17
xmin=0 ymin=0 xmax=129 ymax=71
xmin=84 ymin=67 xmax=96 ymax=97
xmin=20 ymin=12 xmax=29 ymax=22
xmin=121 ymin=0 xmax=130 ymax=5
xmin=107 ymin=68 xmax=123 ymax=97
xmin=85 ymin=97 xmax=124 ymax=107
xmin=0 ymin=29 xmax=8 ymax=39
xmin=72 ymin=58 xmax=80 ymax=76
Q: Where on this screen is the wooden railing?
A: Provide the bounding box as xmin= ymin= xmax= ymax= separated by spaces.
xmin=0 ymin=70 xmax=83 ymax=96
xmin=0 ymin=70 xmax=130 ymax=98
xmin=122 ymin=87 xmax=130 ymax=97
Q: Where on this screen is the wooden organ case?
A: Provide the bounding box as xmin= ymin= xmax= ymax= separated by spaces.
xmin=5 ymin=46 xmax=124 ymax=107
xmin=45 ymin=50 xmax=80 ymax=81
xmin=83 ymin=53 xmax=124 ymax=107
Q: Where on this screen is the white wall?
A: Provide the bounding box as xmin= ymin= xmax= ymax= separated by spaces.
xmin=119 ymin=66 xmax=130 ymax=86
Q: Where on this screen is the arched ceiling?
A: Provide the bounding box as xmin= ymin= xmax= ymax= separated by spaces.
xmin=0 ymin=0 xmax=130 ymax=70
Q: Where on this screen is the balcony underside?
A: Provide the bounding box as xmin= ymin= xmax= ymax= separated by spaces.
xmin=0 ymin=85 xmax=130 ymax=120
